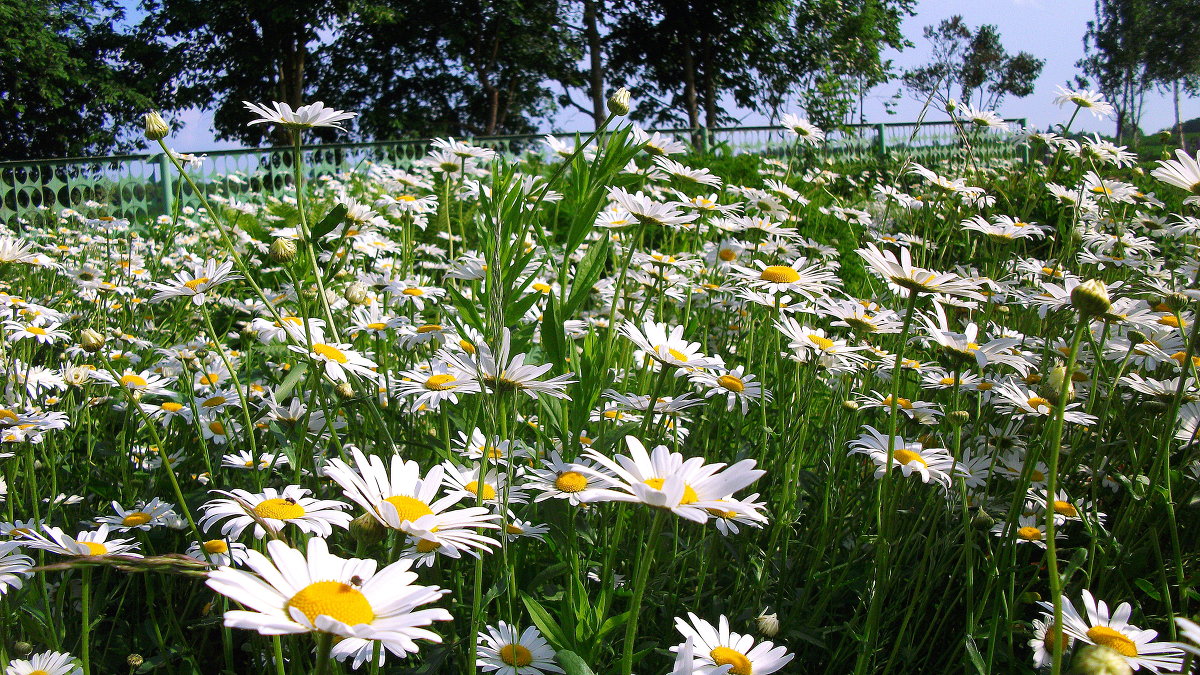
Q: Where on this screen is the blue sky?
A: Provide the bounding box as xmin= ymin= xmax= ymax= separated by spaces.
xmin=164 ymin=0 xmax=1197 ymax=152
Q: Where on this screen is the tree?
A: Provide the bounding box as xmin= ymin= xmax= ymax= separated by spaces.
xmin=141 ymin=0 xmax=352 ymax=146
xmin=319 ymin=0 xmax=580 ymax=139
xmin=0 ymin=0 xmax=168 ymax=160
xmin=902 ymin=16 xmax=1044 ymax=111
xmin=1080 ymin=0 xmax=1152 ymax=141
xmin=1140 ymin=0 xmax=1200 ymax=149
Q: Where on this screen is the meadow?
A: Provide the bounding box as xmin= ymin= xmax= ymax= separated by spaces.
xmin=0 ymin=90 xmax=1198 ymax=675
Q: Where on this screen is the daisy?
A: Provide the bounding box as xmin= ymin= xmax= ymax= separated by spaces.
xmin=3 ymin=651 xmax=81 ymax=675
xmin=1029 ymin=613 xmax=1072 ymax=669
xmin=94 ymin=368 xmax=174 ymax=396
xmin=1050 ymin=590 xmax=1185 ymax=672
xmin=186 ymin=538 xmax=251 ymax=567
xmin=579 ymin=436 xmax=765 ymax=524
xmin=198 ymin=486 xmax=352 ymax=539
xmin=780 ymin=114 xmax=825 ymax=144
xmin=221 ymin=450 xmax=291 ymax=472
xmin=206 ymin=537 xmax=451 ymax=664
xmin=1151 ymin=148 xmax=1200 ymax=206
xmin=453 ymin=428 xmax=530 ymax=466
xmin=606 ymin=187 xmax=698 ymax=229
xmin=990 ymin=515 xmax=1056 ymax=548
xmin=5 ymin=319 xmax=68 ymax=345
xmin=993 ymin=381 xmax=1097 ymax=426
xmin=1052 ymin=86 xmax=1116 ymax=120
xmin=478 ymin=622 xmax=563 ymax=675
xmin=0 ymin=236 xmax=37 ymax=265
xmin=442 ymin=328 xmax=575 ymax=400
xmin=729 ymin=258 xmax=839 ymax=300
xmin=392 ymin=362 xmax=480 ymax=412
xmin=441 ymin=461 xmax=530 ymax=507
xmin=243 ymin=100 xmax=357 ymax=130
xmin=287 ymin=341 xmax=379 ymax=383
xmin=847 ymin=426 xmax=959 ymax=487
xmin=632 ymin=126 xmax=687 ymax=155
xmin=527 ymin=451 xmax=617 ymax=506
xmin=97 ymin=497 xmax=177 ymax=531
xmin=0 ymin=541 xmax=32 ymax=596
xmin=20 ymin=524 xmax=142 ymax=558
xmin=857 ymin=244 xmax=984 ymax=299
xmin=619 ymin=320 xmax=722 ymax=373
xmin=672 ymin=612 xmax=794 ymax=675
xmin=149 ymin=259 xmax=241 ymax=305
xmin=689 ymin=366 xmax=770 ymax=414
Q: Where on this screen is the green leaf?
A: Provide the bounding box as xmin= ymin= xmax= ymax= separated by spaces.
xmin=309 ymin=203 xmax=348 ymax=241
xmin=555 ymin=650 xmax=597 ymax=675
xmin=540 ymin=294 xmax=566 ymax=369
xmin=522 ymin=594 xmax=570 ymax=650
xmin=563 ymin=238 xmax=609 ymax=318
xmin=273 ymin=362 xmax=308 ymax=401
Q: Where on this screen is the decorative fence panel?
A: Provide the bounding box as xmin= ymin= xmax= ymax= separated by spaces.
xmin=0 ymin=119 xmax=1025 ymax=225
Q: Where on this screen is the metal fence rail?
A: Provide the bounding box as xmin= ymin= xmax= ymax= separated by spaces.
xmin=0 ymin=119 xmax=1025 ymax=225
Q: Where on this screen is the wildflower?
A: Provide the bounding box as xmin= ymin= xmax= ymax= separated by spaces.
xmin=206 ymin=537 xmax=451 ymax=665
xmin=619 ymin=320 xmax=722 ymax=373
xmin=4 ymin=651 xmax=82 ymax=675
xmin=1053 ymin=86 xmax=1116 ymax=120
xmin=20 ymin=524 xmax=141 ymax=558
xmin=672 ymin=612 xmax=794 ymax=675
xmin=1150 ymin=148 xmax=1200 ymax=206
xmin=243 ymin=100 xmax=357 ymax=130
xmin=477 ymin=622 xmax=563 ymax=675
xmin=1047 ymin=590 xmax=1184 ymax=672
xmin=0 ymin=541 xmax=32 ymax=596
xmin=198 ymin=486 xmax=352 ymax=540
xmin=98 ymin=498 xmax=177 ymax=531
xmin=780 ymin=114 xmax=825 ymax=144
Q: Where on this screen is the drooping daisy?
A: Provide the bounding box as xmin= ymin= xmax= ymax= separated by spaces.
xmin=221 ymin=450 xmax=291 ymax=472
xmin=579 ymin=436 xmax=765 ymax=524
xmin=671 ymin=612 xmax=794 ymax=675
xmin=3 ymin=650 xmax=82 ymax=675
xmin=442 ymin=329 xmax=575 ymax=400
xmin=206 ymin=537 xmax=451 ymax=664
xmin=198 ymin=486 xmax=352 ymax=540
xmin=857 ymin=244 xmax=984 ymax=299
xmin=477 ymin=622 xmax=564 ymax=675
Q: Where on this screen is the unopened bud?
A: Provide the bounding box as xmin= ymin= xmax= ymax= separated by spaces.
xmin=344 ymin=282 xmax=369 ymax=305
xmin=608 ymin=87 xmax=631 ymax=117
xmin=1040 ymin=365 xmax=1075 ymax=404
xmin=13 ymin=642 xmax=32 ymax=656
xmin=350 ymin=512 xmax=386 ymax=545
xmin=1070 ymin=644 xmax=1133 ymax=675
xmin=1164 ymin=293 xmax=1190 ymax=313
xmin=1127 ymin=330 xmax=1147 ymax=346
xmin=842 ymin=400 xmax=859 ymax=411
xmin=269 ymin=237 xmax=298 ymax=264
xmin=971 ymin=508 xmax=994 ymax=530
xmin=1071 ymin=279 xmax=1111 ymax=316
xmin=143 ymin=111 xmax=170 ymax=141
xmin=754 ymin=610 xmax=780 ymax=637
xmin=334 ymin=382 xmax=355 ymax=400
xmin=80 ymin=328 xmax=106 ymax=353
xmin=128 ymin=653 xmax=145 ymax=668
xmin=947 ymin=410 xmax=971 ymax=425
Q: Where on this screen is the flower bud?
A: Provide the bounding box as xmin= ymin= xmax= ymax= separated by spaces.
xmin=754 ymin=609 xmax=780 ymax=637
xmin=143 ymin=111 xmax=170 ymax=141
xmin=128 ymin=654 xmax=145 ymax=668
xmin=350 ymin=512 xmax=386 ymax=545
xmin=269 ymin=237 xmax=297 ymax=264
xmin=1070 ymin=644 xmax=1133 ymax=675
xmin=1039 ymin=365 xmax=1075 ymax=405
xmin=335 ymin=381 xmax=355 ymax=400
xmin=971 ymin=508 xmax=995 ymax=530
xmin=842 ymin=400 xmax=859 ymax=411
xmin=1126 ymin=330 xmax=1147 ymax=346
xmin=344 ymin=282 xmax=369 ymax=306
xmin=608 ymin=87 xmax=631 ymax=116
xmin=13 ymin=642 xmax=32 ymax=656
xmin=947 ymin=410 xmax=971 ymax=426
xmin=79 ymin=328 xmax=106 ymax=353
xmin=1071 ymin=279 xmax=1111 ymax=316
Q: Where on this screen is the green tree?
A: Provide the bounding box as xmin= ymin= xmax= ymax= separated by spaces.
xmin=319 ymin=0 xmax=580 ymax=139
xmin=0 ymin=0 xmax=167 ymax=160
xmin=902 ymin=16 xmax=1044 ymax=111
xmin=141 ymin=0 xmax=352 ymax=146
xmin=1080 ymin=0 xmax=1153 ymax=141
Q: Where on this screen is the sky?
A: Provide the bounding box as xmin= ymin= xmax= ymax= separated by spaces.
xmin=164 ymin=0 xmax=1198 ymax=153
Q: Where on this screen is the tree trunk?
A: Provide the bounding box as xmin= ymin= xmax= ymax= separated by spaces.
xmin=1174 ymin=80 xmax=1186 ymax=153
xmin=584 ymin=0 xmax=605 ymax=129
xmin=701 ymin=28 xmax=717 ymax=130
xmin=682 ymin=42 xmax=699 ymax=145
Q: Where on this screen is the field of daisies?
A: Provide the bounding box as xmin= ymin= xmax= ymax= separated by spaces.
xmin=1 ymin=88 xmax=1199 ymax=675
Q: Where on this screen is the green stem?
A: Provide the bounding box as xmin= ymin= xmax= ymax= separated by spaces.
xmin=621 ymin=510 xmax=665 ymax=675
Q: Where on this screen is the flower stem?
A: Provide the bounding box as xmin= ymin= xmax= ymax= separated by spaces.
xmin=621 ymin=509 xmax=665 ymax=675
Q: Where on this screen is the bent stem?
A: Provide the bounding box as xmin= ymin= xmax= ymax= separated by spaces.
xmin=621 ymin=509 xmax=665 ymax=675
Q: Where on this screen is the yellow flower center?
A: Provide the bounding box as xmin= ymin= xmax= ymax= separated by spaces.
xmin=253 ymin=498 xmax=306 ymax=520
xmin=366 ymin=322 xmax=388 ymax=330
xmin=532 ymin=282 xmax=552 ymax=294
xmin=202 ymin=395 xmax=227 ymax=408
xmin=759 ymin=265 xmax=799 ymax=284
xmin=183 ymin=277 xmax=211 ymax=291
xmin=459 ymin=338 xmax=476 ymax=353
xmin=655 ymin=345 xmax=689 ymax=362
xmin=710 ymin=646 xmax=753 ymax=675
xmin=415 ymin=536 xmax=441 ymax=553
xmin=809 ymin=334 xmax=834 ymax=351
xmin=27 ymin=670 xmax=50 ymax=675
xmin=940 ymin=377 xmax=957 ymax=386
xmin=416 ymin=324 xmax=443 ymax=334
xmin=892 ymin=449 xmax=927 ymax=467
xmin=1158 ymin=315 xmax=1184 ymax=328
xmin=718 ymin=248 xmax=738 ymax=262
xmin=1017 ymin=526 xmax=1043 ymax=541
xmin=286 ymin=581 xmax=375 ymax=627
xmin=402 ymin=288 xmax=424 ymax=296
xmin=120 ymin=374 xmax=148 ymax=388
xmin=384 ymin=495 xmax=434 ymax=524
xmin=717 ymin=374 xmax=745 ymax=392
xmin=161 ymin=402 xmax=184 ymax=412
xmin=80 ymin=541 xmax=108 ymax=556
xmin=203 ymin=539 xmax=229 ymax=554
xmin=424 ymin=374 xmax=457 ymax=391
xmin=1086 ymin=626 xmax=1138 ymax=656
xmin=463 ymin=481 xmax=497 ymax=500
xmin=554 ymin=471 xmax=588 ymax=493
xmin=883 ymin=396 xmax=913 ymax=409
xmin=1053 ymin=500 xmax=1078 ymax=518
xmin=27 ymin=326 xmax=47 ymax=335
xmin=199 ymin=373 xmax=221 ymax=386
xmin=0 ymin=410 xmax=17 ymax=424
xmin=313 ymin=343 xmax=348 ymax=363
xmin=1027 ymin=397 xmax=1051 ymax=410
xmin=122 ymin=512 xmax=152 ymax=527
xmin=500 ymin=643 xmax=534 ymax=667
xmin=642 ymin=478 xmax=699 ymax=504
xmin=1031 ymin=470 xmax=1046 ymax=482
xmin=208 ymin=420 xmax=226 ymax=435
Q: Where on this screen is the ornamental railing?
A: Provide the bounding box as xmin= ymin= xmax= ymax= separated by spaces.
xmin=0 ymin=119 xmax=1026 ymax=225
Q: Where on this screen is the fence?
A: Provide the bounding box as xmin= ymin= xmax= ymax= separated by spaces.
xmin=0 ymin=119 xmax=1026 ymax=225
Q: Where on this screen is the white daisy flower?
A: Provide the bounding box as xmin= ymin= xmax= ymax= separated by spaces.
xmin=671 ymin=612 xmax=794 ymax=675
xmin=198 ymin=486 xmax=352 ymax=540
xmin=477 ymin=621 xmax=564 ymax=675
